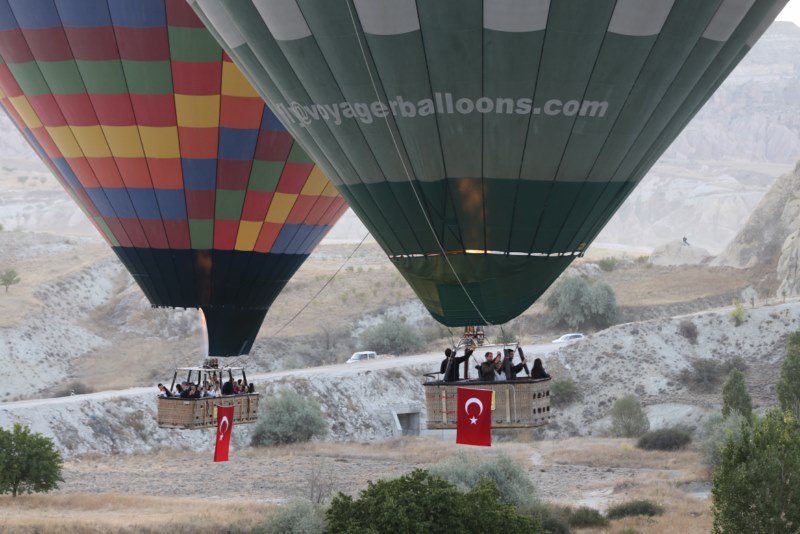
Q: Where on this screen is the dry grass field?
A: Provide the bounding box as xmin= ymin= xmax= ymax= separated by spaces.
xmin=0 ymin=437 xmax=712 ymax=533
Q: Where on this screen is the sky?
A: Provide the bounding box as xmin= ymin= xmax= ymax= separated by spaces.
xmin=778 ymin=0 xmax=800 ymax=25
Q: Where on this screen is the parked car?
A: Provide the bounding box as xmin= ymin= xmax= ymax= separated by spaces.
xmin=347 ymin=351 xmax=377 ymax=363
xmin=551 ymin=333 xmax=585 ymax=344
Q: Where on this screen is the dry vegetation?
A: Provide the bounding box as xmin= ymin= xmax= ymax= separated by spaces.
xmin=1 ymin=437 xmax=712 ymax=533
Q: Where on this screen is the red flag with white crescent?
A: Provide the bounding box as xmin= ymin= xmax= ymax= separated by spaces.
xmin=456 ymin=387 xmax=493 ymax=447
xmin=214 ymin=405 xmax=234 ymax=462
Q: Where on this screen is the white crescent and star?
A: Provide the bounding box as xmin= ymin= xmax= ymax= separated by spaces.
xmin=218 ymin=416 xmax=230 ymax=440
xmin=464 ymin=397 xmax=484 ymax=425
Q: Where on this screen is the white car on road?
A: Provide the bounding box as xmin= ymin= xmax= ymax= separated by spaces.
xmin=551 ymin=333 xmax=585 ymax=344
xmin=346 ymin=351 xmax=378 ymax=363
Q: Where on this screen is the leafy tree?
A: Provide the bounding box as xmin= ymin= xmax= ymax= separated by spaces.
xmin=777 ymin=331 xmax=800 ymax=418
xmin=609 ymin=395 xmax=650 ymax=438
xmin=0 ymin=423 xmax=63 ymax=497
xmin=259 ymin=499 xmax=326 ymax=534
xmin=357 ymin=317 xmax=424 ymax=355
xmin=545 ymin=276 xmax=619 ymax=330
xmin=721 ymin=369 xmax=752 ymax=423
xmin=326 ymin=469 xmax=542 ymax=534
xmin=251 ymin=388 xmax=328 ymax=447
xmin=699 ymin=412 xmax=747 ymax=470
xmin=1 ymin=268 xmax=20 ymax=293
xmin=712 ymin=410 xmax=800 ymax=533
xmin=428 ymin=452 xmax=536 ymax=506
xmin=729 ymin=299 xmax=746 ymax=326
xmin=679 ymin=358 xmax=724 ymax=392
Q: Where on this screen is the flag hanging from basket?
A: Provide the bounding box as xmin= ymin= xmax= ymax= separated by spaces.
xmin=214 ymin=405 xmax=235 ymax=462
xmin=456 ymin=388 xmax=493 ymax=447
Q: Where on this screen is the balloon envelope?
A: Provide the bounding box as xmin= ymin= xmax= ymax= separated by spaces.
xmin=0 ymin=0 xmax=348 ymax=354
xmin=192 ymin=0 xmax=787 ymax=326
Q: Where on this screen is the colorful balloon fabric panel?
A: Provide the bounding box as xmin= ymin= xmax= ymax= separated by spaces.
xmin=0 ymin=0 xmax=348 ymax=355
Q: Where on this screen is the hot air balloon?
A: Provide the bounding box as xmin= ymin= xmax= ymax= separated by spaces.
xmin=0 ymin=0 xmax=348 ymax=355
xmin=191 ymin=0 xmax=787 ymax=328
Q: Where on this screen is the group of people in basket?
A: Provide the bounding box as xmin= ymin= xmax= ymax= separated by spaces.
xmin=439 ymin=345 xmax=550 ymax=382
xmin=157 ymin=377 xmax=254 ymax=398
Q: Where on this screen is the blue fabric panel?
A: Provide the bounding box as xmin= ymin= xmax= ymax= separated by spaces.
xmin=85 ymin=187 xmax=115 ymax=217
xmin=0 ymin=0 xmax=19 ymax=30
xmin=8 ymin=0 xmax=60 ymax=29
xmin=127 ymin=187 xmax=161 ymax=219
xmin=54 ymin=0 xmax=111 ymax=27
xmin=103 ymin=187 xmax=137 ymax=218
xmin=52 ymin=157 xmax=81 ymax=189
xmin=181 ymin=158 xmax=216 ymax=189
xmin=107 ymin=0 xmax=165 ymax=27
xmin=218 ymin=127 xmax=258 ymax=160
xmin=154 ymin=188 xmax=186 ymax=219
xmin=261 ymin=106 xmax=286 ymax=131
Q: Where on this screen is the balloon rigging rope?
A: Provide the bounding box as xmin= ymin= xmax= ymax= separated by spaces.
xmin=344 ymin=1 xmax=491 ymax=327
xmin=269 ymin=231 xmax=371 ymax=338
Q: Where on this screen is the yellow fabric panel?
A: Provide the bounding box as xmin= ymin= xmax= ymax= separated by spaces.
xmin=320 ymin=181 xmax=340 ymax=198
xmin=139 ymin=127 xmax=180 ymax=158
xmin=102 ymin=126 xmax=144 ymax=158
xmin=45 ymin=126 xmax=83 ymax=158
xmin=9 ymin=96 xmax=42 ymax=128
xmin=299 ymin=166 xmax=328 ymax=196
xmin=235 ymin=221 xmax=262 ymax=251
xmin=71 ymin=126 xmax=111 ymax=158
xmin=265 ymin=192 xmax=297 ymax=223
xmin=175 ymin=95 xmax=220 ymax=128
xmin=221 ymin=62 xmax=259 ymax=98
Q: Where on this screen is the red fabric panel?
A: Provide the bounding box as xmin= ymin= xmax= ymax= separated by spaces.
xmin=23 ymin=27 xmax=73 ymax=61
xmin=52 ymin=93 xmax=97 ymax=126
xmin=165 ymin=0 xmax=207 ymax=28
xmin=285 ymin=195 xmax=315 ymax=225
xmin=114 ymin=26 xmax=168 ymax=61
xmin=87 ymin=157 xmax=124 ymax=188
xmin=64 ymin=26 xmax=119 ymax=61
xmin=116 ymin=158 xmax=153 ymax=188
xmin=216 ymin=159 xmax=250 ymax=190
xmin=241 ymin=191 xmax=272 ymax=221
xmin=130 ymin=94 xmax=176 ymax=127
xmin=219 ymin=96 xmax=263 ymax=129
xmin=66 ymin=157 xmax=101 ymax=188
xmin=184 ymin=189 xmax=215 ymax=219
xmin=103 ymin=217 xmax=132 ymax=246
xmin=213 ymin=219 xmax=238 ymax=250
xmin=178 ymin=127 xmax=217 ymax=158
xmin=163 ymin=219 xmax=191 ymax=249
xmin=140 ymin=218 xmax=170 ymax=249
xmin=171 ymin=61 xmax=221 ymax=95
xmin=304 ymin=195 xmax=334 ymax=225
xmin=254 ymin=222 xmax=281 ymax=252
xmin=27 ymin=93 xmax=68 ymax=127
xmin=276 ymin=162 xmax=312 ymax=194
xmin=148 ymin=158 xmax=183 ymax=189
xmin=90 ymin=93 xmax=136 ymax=126
xmin=254 ymin=130 xmax=292 ymax=161
xmin=118 ymin=218 xmax=149 ymax=248
xmin=0 ymin=29 xmax=34 ymax=63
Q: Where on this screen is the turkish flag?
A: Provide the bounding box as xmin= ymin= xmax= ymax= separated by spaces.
xmin=214 ymin=405 xmax=235 ymax=462
xmin=456 ymin=387 xmax=493 ymax=447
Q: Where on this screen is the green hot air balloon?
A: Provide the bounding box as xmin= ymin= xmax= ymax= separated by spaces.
xmin=191 ymin=0 xmax=787 ymax=327
xmin=0 ymin=0 xmax=348 ymax=355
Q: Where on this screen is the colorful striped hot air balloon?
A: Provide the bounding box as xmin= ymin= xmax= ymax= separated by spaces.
xmin=0 ymin=0 xmax=348 ymax=355
xmin=192 ymin=0 xmax=787 ymax=327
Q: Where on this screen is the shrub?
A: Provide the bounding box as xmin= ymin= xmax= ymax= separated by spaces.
xmin=0 ymin=423 xmax=63 ymax=497
xmin=636 ymin=427 xmax=692 ymax=451
xmin=0 ymin=268 xmax=20 ymax=292
xmin=568 ymin=506 xmax=609 ymax=528
xmin=610 ymin=395 xmax=650 ymax=438
xmin=250 ymin=388 xmax=328 ymax=447
xmin=679 ymin=358 xmax=723 ymax=393
xmin=429 ymin=452 xmax=536 ymax=506
xmin=326 ymin=469 xmax=542 ymax=533
xmin=258 ymin=499 xmax=326 ymax=534
xmin=358 ymin=317 xmax=424 ymax=355
xmin=545 ymin=276 xmax=620 ymax=330
xmin=606 ymin=499 xmax=664 ymax=520
xmin=51 ymin=381 xmax=94 ymax=398
xmin=712 ymin=410 xmax=800 ymax=533
xmin=721 ymin=355 xmax=748 ymax=374
xmin=721 ymin=369 xmax=752 ymax=423
xmin=551 ymin=378 xmax=580 ymax=408
xmin=597 ymin=256 xmax=618 ymax=272
xmin=729 ymin=300 xmax=746 ymax=326
xmin=699 ymin=412 xmax=747 ymax=470
xmin=678 ymin=319 xmax=698 ymax=344
xmin=520 ymin=503 xmax=570 ymax=534
xmin=778 ymin=330 xmax=800 ymax=418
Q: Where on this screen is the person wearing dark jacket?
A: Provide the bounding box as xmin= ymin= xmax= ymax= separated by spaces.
xmin=221 ymin=378 xmax=234 ymax=395
xmin=502 ymin=346 xmax=529 ymax=379
xmin=479 ymin=351 xmax=500 ymax=381
xmin=440 ymin=347 xmax=473 ymax=382
xmin=531 ymin=358 xmax=550 ymax=379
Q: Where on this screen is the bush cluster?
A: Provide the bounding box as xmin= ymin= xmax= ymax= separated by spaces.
xmin=545 ymin=276 xmax=620 ymax=330
xmin=258 ymin=499 xmax=326 ymax=534
xmin=729 ymin=300 xmax=746 ymax=326
xmin=429 ymin=452 xmax=536 ymax=506
xmin=550 ymin=378 xmax=580 ymax=408
xmin=678 ymin=319 xmax=698 ymax=344
xmin=597 ymin=256 xmax=618 ymax=272
xmin=250 ymin=388 xmax=328 ymax=447
xmin=679 ymin=358 xmax=724 ymax=393
xmin=699 ymin=411 xmax=747 ymax=470
xmin=610 ymin=395 xmax=650 ymax=438
xmin=636 ymin=427 xmax=692 ymax=451
xmin=357 ymin=317 xmax=424 ymax=355
xmin=605 ymin=499 xmax=664 ymax=520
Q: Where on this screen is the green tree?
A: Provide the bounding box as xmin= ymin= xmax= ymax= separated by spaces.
xmin=326 ymin=469 xmax=542 ymax=534
xmin=699 ymin=412 xmax=747 ymax=470
xmin=712 ymin=410 xmax=800 ymax=533
xmin=545 ymin=276 xmax=619 ymax=330
xmin=1 ymin=269 xmax=20 ymax=293
xmin=250 ymin=388 xmax=328 ymax=447
xmin=357 ymin=317 xmax=424 ymax=355
xmin=777 ymin=331 xmax=800 ymax=418
xmin=721 ymin=369 xmax=752 ymax=423
xmin=429 ymin=452 xmax=536 ymax=506
xmin=609 ymin=395 xmax=650 ymax=438
xmin=729 ymin=299 xmax=746 ymax=326
xmin=550 ymin=377 xmax=580 ymax=408
xmin=0 ymin=423 xmax=64 ymax=497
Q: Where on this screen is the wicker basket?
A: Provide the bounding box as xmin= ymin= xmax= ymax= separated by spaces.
xmin=157 ymin=394 xmax=260 ymax=429
xmin=423 ymin=379 xmax=550 ymax=429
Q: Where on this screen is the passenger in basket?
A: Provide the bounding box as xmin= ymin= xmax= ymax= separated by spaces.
xmin=494 ymin=355 xmax=507 ymax=381
xmin=502 ymin=347 xmax=529 ymax=379
xmin=440 ymin=347 xmax=473 ymax=382
xmin=247 ymin=383 xmax=255 ymax=394
xmin=157 ymin=383 xmax=172 ymax=397
xmin=479 ymin=351 xmax=499 ymax=381
xmin=531 ymin=358 xmax=550 ymax=380
xmin=221 ymin=377 xmax=234 ymax=396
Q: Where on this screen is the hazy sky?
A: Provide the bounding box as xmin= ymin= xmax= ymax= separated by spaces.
xmin=778 ymin=0 xmax=800 ymax=25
